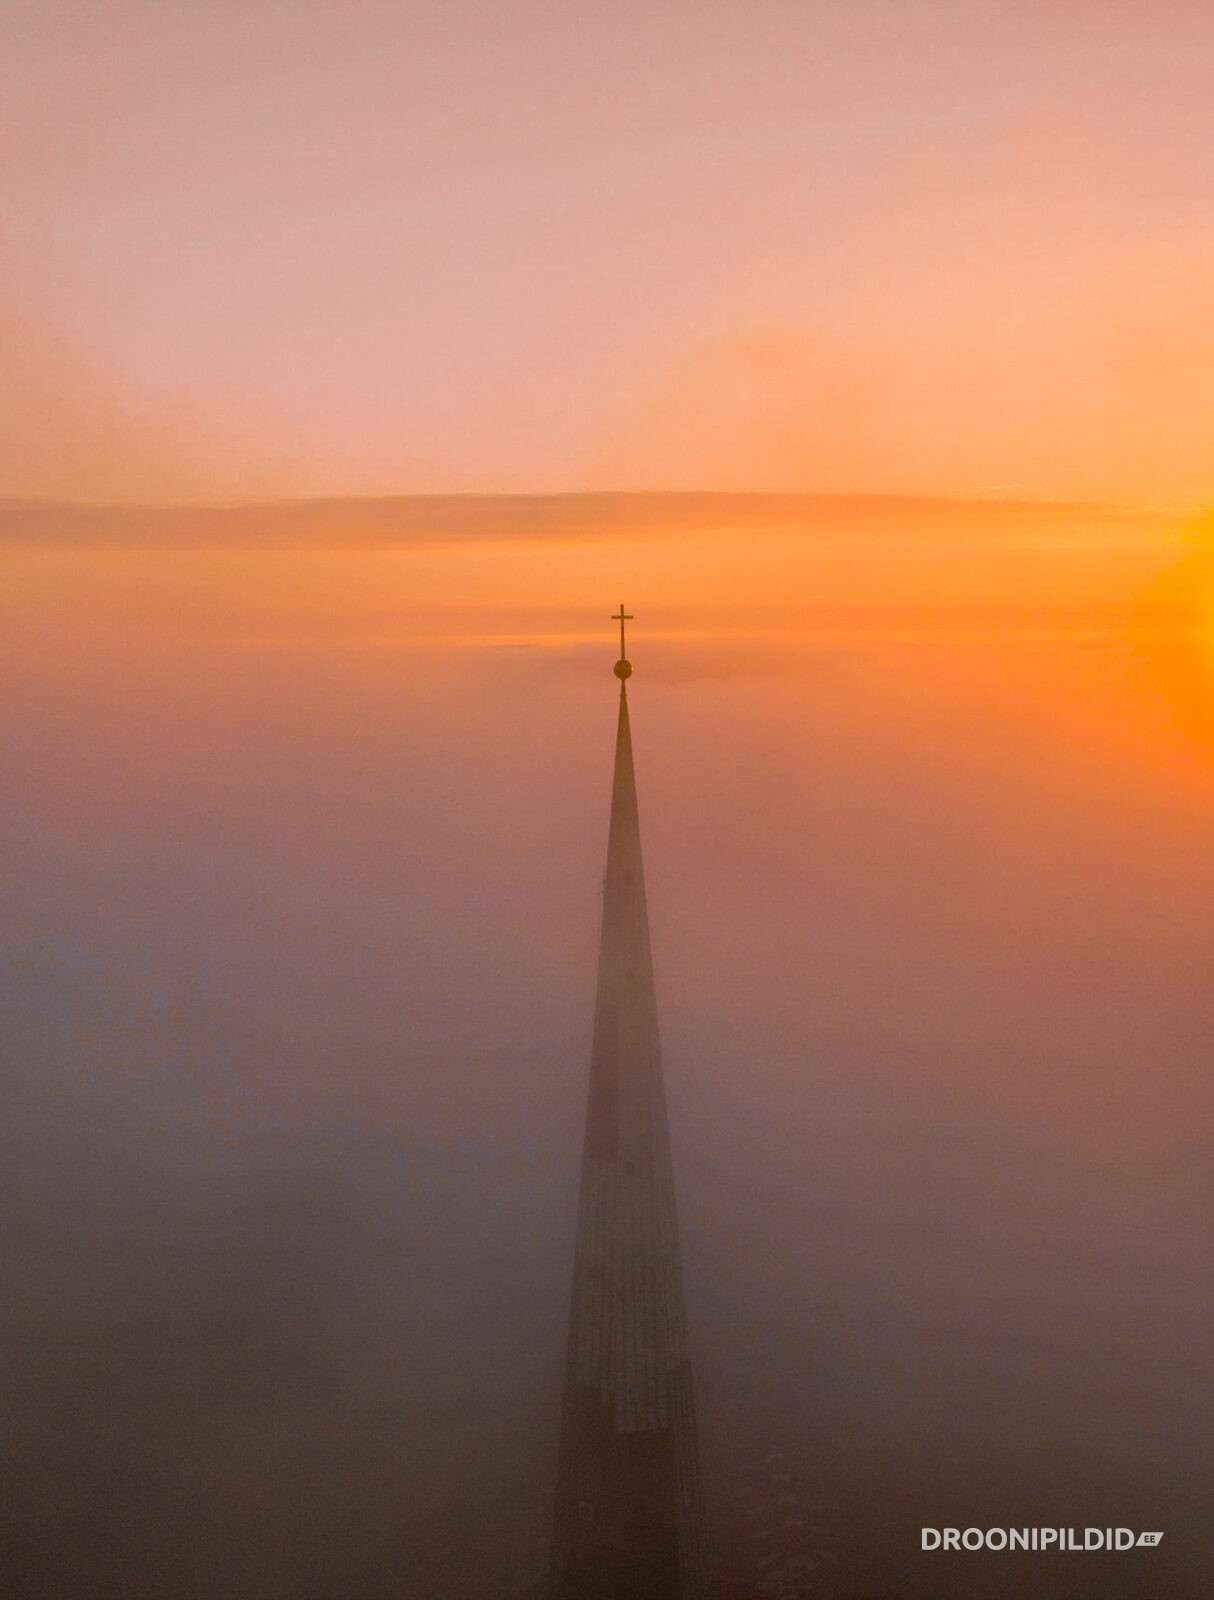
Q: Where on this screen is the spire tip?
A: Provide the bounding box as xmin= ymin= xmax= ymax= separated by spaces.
xmin=611 ymin=603 xmax=634 ymax=680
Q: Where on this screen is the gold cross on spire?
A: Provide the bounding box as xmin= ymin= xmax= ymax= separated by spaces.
xmin=612 ymin=604 xmax=634 ymax=682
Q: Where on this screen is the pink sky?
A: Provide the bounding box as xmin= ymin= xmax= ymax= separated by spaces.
xmin=2 ymin=0 xmax=1213 ymax=503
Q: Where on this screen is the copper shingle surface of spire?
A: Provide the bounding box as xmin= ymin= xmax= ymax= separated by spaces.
xmin=550 ymin=668 xmax=716 ymax=1600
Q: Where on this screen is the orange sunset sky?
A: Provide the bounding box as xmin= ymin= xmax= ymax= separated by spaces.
xmin=3 ymin=0 xmax=1214 ymax=508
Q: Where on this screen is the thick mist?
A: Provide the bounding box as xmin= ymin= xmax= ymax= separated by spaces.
xmin=2 ymin=523 xmax=1211 ymax=1596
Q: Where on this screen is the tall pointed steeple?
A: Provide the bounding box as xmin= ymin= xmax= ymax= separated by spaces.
xmin=551 ymin=613 xmax=715 ymax=1600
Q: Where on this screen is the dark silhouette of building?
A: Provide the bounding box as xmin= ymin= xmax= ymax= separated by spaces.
xmin=549 ymin=613 xmax=716 ymax=1600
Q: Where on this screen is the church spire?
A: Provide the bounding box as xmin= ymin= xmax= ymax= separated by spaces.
xmin=550 ymin=614 xmax=715 ymax=1600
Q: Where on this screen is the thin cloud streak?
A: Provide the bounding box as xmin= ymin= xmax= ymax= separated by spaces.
xmin=0 ymin=491 xmax=1133 ymax=549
